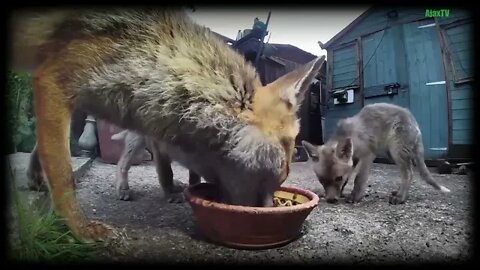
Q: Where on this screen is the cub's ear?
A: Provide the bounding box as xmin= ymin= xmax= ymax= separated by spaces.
xmin=336 ymin=137 xmax=353 ymax=161
xmin=302 ymin=140 xmax=320 ymax=162
xmin=267 ymin=55 xmax=325 ymax=111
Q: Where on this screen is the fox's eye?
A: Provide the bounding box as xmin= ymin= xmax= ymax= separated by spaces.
xmin=335 ymin=176 xmax=343 ymax=182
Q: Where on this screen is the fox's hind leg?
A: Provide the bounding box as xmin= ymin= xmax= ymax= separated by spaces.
xmin=33 ymin=64 xmax=113 ymax=242
xmin=26 ymin=143 xmax=48 ymax=192
xmin=388 ymin=144 xmax=414 ymax=204
xmin=115 ymin=132 xmax=146 ymax=201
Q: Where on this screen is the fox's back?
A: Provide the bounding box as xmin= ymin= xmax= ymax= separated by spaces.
xmin=332 ymin=103 xmax=421 ymax=155
xmin=358 ymin=103 xmax=420 ymax=133
xmin=12 ymin=8 xmax=258 ymax=104
xmin=12 ymin=8 xmax=261 ymax=141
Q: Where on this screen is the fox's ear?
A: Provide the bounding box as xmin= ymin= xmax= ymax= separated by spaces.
xmin=302 ymin=140 xmax=320 ymax=162
xmin=268 ymin=55 xmax=325 ymax=111
xmin=336 ymin=137 xmax=353 ymax=161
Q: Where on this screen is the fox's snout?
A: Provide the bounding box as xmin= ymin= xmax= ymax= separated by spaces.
xmin=326 ymin=197 xmax=339 ymax=204
xmin=325 ymin=186 xmax=340 ymax=204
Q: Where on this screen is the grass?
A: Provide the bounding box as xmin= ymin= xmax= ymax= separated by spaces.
xmin=6 ymin=70 xmax=105 ymax=263
xmin=7 ymin=165 xmax=101 ymax=263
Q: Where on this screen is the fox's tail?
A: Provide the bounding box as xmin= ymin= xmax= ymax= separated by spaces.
xmin=414 ymin=146 xmax=451 ymax=193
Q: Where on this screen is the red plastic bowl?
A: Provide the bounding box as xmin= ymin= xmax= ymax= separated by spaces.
xmin=184 ymin=183 xmax=319 ymax=250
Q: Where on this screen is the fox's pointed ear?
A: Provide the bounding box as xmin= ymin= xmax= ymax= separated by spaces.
xmin=337 ymin=138 xmax=353 ymax=161
xmin=268 ymin=55 xmax=325 ymax=111
xmin=302 ymin=140 xmax=320 ymax=162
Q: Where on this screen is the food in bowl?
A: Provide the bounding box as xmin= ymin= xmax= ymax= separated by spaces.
xmin=273 ymin=190 xmax=310 ymax=207
xmin=184 ymin=183 xmax=319 ymax=249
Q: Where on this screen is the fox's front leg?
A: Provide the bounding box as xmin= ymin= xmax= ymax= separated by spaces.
xmin=340 ymin=159 xmax=361 ymax=198
xmin=150 ymin=143 xmax=185 ymax=203
xmin=33 ymin=65 xmax=113 ymax=242
xmin=346 ymin=154 xmax=375 ymax=203
xmin=115 ymin=132 xmax=146 ymax=201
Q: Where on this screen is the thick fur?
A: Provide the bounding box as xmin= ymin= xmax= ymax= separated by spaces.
xmin=110 ymin=129 xmax=201 ymax=201
xmin=11 ymin=8 xmax=324 ymax=242
xmin=302 ymin=103 xmax=450 ymax=205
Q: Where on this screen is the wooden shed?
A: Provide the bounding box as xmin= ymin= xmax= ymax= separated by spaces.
xmin=319 ymin=7 xmax=473 ymax=161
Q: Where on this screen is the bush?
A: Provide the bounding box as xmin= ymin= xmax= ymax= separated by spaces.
xmin=6 ymin=70 xmax=36 ymax=153
xmin=6 ymin=70 xmax=95 ymax=156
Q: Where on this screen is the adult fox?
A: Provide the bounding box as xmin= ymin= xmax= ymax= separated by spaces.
xmin=10 ymin=7 xmax=324 ymax=242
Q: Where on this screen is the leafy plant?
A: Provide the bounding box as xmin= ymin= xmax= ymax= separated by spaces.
xmin=6 ymin=70 xmax=36 ymax=153
xmin=6 ymin=70 xmax=88 ymax=155
xmin=8 ymin=168 xmax=100 ymax=263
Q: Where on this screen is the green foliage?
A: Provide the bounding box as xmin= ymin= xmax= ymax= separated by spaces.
xmin=8 ymin=172 xmax=100 ymax=263
xmin=6 ymin=70 xmax=36 ymax=153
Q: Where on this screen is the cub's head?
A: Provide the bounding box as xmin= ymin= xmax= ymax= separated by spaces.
xmin=246 ymin=56 xmax=325 ymax=184
xmin=301 ymin=139 xmax=355 ymax=203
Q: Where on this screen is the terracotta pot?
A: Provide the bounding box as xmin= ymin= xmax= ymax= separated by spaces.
xmin=96 ymin=119 xmax=145 ymax=165
xmin=184 ymin=183 xmax=319 ymax=250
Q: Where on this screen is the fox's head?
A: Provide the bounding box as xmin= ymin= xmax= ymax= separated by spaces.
xmin=302 ymin=139 xmax=355 ymax=203
xmin=241 ymin=56 xmax=325 ymax=185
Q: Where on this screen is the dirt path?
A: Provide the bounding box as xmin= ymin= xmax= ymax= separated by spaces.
xmin=75 ymin=159 xmax=472 ymax=263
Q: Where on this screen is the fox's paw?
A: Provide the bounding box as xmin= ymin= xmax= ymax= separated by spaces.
xmin=345 ymin=193 xmax=363 ymax=204
xmin=171 ymin=180 xmax=187 ymax=193
xmin=166 ymin=192 xmax=185 ymax=203
xmin=345 ymin=195 xmax=354 ymax=203
xmin=388 ymin=192 xmax=406 ymax=205
xmin=163 ymin=180 xmax=187 ymax=203
xmin=74 ymin=221 xmax=116 ymax=243
xmin=117 ymin=188 xmax=131 ymax=201
xmin=27 ymin=170 xmax=48 ymax=192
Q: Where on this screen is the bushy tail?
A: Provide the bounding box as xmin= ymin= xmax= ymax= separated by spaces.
xmin=415 ymin=148 xmax=451 ymax=193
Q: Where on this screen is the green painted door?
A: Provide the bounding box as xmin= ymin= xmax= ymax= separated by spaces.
xmin=362 ymin=26 xmax=410 ymax=160
xmin=362 ymin=26 xmax=409 ymax=108
xmin=403 ymin=19 xmax=449 ymax=159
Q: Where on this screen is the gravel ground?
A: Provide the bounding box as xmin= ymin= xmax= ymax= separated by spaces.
xmin=74 ymin=159 xmax=473 ymax=264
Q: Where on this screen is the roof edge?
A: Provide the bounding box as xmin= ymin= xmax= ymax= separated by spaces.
xmin=320 ymin=6 xmax=374 ymax=50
